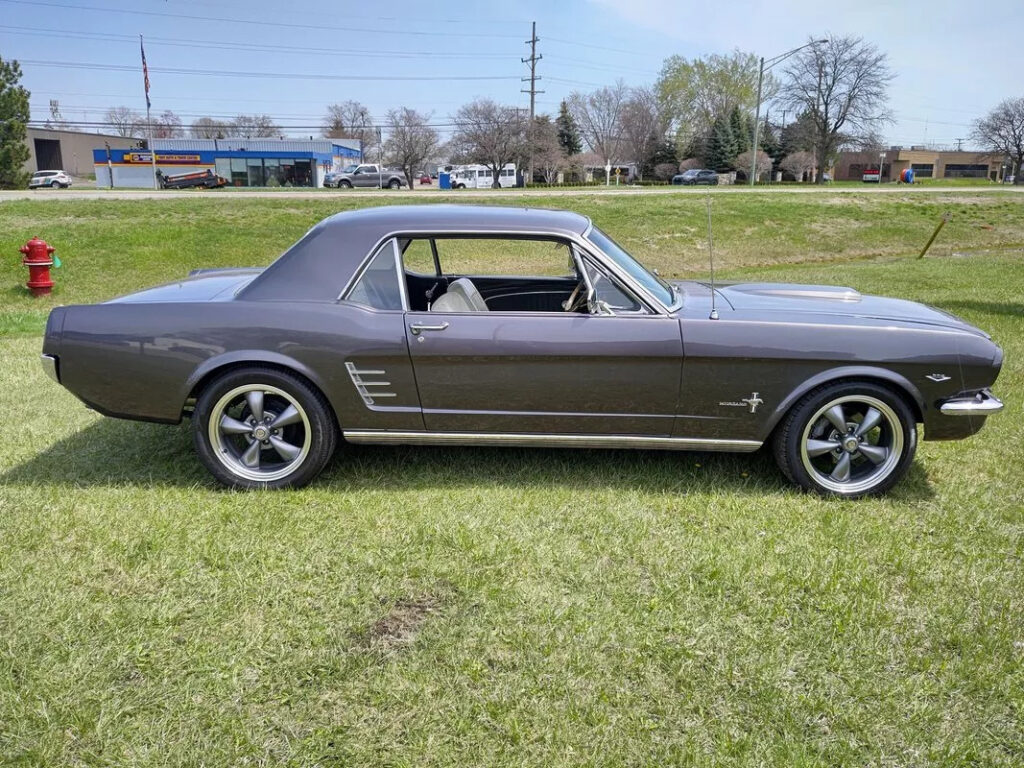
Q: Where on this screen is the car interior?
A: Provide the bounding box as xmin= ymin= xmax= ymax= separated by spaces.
xmin=398 ymin=236 xmax=644 ymax=315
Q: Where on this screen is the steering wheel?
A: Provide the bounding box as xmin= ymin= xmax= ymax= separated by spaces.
xmin=562 ymin=280 xmax=588 ymax=312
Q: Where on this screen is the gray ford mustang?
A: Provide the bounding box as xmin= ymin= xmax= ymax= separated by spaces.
xmin=41 ymin=205 xmax=1004 ymax=497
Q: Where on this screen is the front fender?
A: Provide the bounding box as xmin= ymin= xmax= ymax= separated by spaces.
xmin=758 ymin=365 xmax=925 ymax=441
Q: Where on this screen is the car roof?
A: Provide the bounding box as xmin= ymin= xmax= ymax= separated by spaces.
xmin=239 ymin=205 xmax=593 ymax=303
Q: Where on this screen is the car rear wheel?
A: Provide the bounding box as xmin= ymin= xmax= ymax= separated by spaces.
xmin=193 ymin=367 xmax=337 ymax=489
xmin=772 ymin=381 xmax=917 ymax=498
xmin=388 ymin=178 xmax=401 ymax=189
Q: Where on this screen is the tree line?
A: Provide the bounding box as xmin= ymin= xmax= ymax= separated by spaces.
xmin=4 ymin=37 xmax=1024 ymax=188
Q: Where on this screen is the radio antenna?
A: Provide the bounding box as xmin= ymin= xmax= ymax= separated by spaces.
xmin=705 ymin=192 xmax=719 ymax=320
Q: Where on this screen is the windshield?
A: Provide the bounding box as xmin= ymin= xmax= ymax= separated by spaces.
xmin=342 ymin=165 xmax=358 ymax=173
xmin=585 ymin=226 xmax=674 ymax=307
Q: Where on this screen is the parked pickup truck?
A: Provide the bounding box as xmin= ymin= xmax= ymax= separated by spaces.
xmin=325 ymin=164 xmax=407 ymax=189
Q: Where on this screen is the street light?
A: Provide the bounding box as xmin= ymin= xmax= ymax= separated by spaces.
xmin=749 ymin=38 xmax=828 ymax=186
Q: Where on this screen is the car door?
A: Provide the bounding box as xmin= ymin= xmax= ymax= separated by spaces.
xmin=402 ymin=239 xmax=682 ymax=436
xmin=354 ymin=166 xmax=377 ymax=188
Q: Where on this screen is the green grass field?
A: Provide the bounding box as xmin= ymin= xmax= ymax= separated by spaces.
xmin=1 ymin=191 xmax=1022 ymax=767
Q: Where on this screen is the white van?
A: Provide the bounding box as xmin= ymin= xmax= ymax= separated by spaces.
xmin=451 ymin=163 xmax=517 ymax=189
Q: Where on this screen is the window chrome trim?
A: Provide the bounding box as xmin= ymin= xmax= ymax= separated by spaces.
xmin=339 ymin=236 xmax=409 ymax=312
xmin=336 ymin=227 xmax=673 ymax=316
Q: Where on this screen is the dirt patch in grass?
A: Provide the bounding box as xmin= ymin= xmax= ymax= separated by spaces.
xmin=362 ymin=595 xmax=444 ymax=650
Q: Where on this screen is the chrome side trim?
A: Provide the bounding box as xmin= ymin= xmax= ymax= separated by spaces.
xmin=342 ymin=430 xmax=762 ymax=452
xmin=40 ymin=353 xmax=59 ymax=383
xmin=344 ymin=362 xmax=397 ymax=406
xmin=939 ymin=390 xmax=1004 ymax=416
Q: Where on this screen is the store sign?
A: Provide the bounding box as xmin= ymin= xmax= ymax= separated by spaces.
xmin=124 ymin=152 xmax=202 ymax=164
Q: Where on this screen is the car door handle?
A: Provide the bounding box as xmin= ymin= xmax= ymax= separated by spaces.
xmin=409 ymin=322 xmax=450 ymax=335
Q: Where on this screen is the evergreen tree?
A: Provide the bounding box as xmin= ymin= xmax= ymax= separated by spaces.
xmin=555 ymin=100 xmax=583 ymax=156
xmin=0 ymin=56 xmax=31 ymax=189
xmin=706 ymin=115 xmax=737 ymax=171
xmin=729 ymin=105 xmax=750 ymax=157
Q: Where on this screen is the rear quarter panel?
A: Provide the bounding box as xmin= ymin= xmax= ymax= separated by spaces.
xmin=52 ymin=301 xmax=421 ymax=429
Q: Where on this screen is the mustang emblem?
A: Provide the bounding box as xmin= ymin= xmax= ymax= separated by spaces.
xmin=926 ymin=373 xmax=952 ymax=383
xmin=719 ymin=392 xmax=764 ymax=414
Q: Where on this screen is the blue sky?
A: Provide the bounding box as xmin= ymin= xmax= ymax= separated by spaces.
xmin=1 ymin=0 xmax=1020 ymax=149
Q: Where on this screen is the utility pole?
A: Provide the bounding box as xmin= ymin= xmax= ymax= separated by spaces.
xmin=954 ymin=137 xmax=965 ymax=152
xmin=521 ymin=21 xmax=542 ymax=186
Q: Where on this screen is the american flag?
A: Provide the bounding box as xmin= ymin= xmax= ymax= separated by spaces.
xmin=140 ymin=36 xmax=151 ymax=109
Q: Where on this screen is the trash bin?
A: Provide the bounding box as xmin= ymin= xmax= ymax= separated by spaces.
xmin=439 ymin=172 xmax=451 ymax=190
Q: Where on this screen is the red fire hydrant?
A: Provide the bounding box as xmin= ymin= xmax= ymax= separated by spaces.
xmin=20 ymin=237 xmax=56 ymax=297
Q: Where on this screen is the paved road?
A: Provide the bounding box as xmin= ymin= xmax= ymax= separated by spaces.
xmin=3 ymin=185 xmax=1023 ymax=201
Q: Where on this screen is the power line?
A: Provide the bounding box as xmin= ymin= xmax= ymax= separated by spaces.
xmin=0 ymin=0 xmax=524 ymax=38
xmin=0 ymin=25 xmax=520 ymax=60
xmin=17 ymin=59 xmax=522 ymax=82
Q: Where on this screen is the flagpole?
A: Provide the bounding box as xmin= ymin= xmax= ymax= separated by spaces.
xmin=140 ymin=35 xmax=158 ymax=190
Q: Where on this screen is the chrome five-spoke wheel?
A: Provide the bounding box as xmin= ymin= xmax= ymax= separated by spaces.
xmin=799 ymin=395 xmax=903 ymax=495
xmin=193 ymin=367 xmax=337 ymax=489
xmin=774 ymin=381 xmax=917 ymax=497
xmin=209 ymin=384 xmax=311 ymax=482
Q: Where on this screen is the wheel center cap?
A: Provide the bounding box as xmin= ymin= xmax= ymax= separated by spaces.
xmin=253 ymin=426 xmax=269 ymax=441
xmin=843 ymin=436 xmax=859 ymax=453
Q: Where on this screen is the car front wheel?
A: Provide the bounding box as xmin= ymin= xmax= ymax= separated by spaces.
xmin=772 ymin=381 xmax=917 ymax=498
xmin=339 ymin=180 xmax=352 ymax=188
xmin=193 ymin=366 xmax=337 ymax=489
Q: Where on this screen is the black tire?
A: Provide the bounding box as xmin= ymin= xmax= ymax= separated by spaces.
xmin=772 ymin=380 xmax=917 ymax=498
xmin=339 ymin=180 xmax=352 ymax=189
xmin=388 ymin=178 xmax=401 ymax=189
xmin=50 ymin=180 xmax=59 ymax=188
xmin=192 ymin=366 xmax=337 ymax=490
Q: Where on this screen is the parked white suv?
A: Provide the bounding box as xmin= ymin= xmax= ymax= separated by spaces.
xmin=29 ymin=170 xmax=72 ymax=189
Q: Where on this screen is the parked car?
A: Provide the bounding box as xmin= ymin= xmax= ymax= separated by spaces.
xmin=418 ymin=174 xmax=432 ymax=185
xmin=672 ymin=169 xmax=718 ymax=186
xmin=41 ymin=205 xmax=1004 ymax=496
xmin=29 ymin=170 xmax=72 ymax=189
xmin=327 ymin=164 xmax=406 ymax=189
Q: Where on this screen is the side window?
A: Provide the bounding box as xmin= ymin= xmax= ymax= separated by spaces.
xmin=411 ymin=238 xmax=574 ymax=277
xmin=400 ymin=239 xmax=437 ymax=275
xmin=345 ymin=241 xmax=404 ymax=310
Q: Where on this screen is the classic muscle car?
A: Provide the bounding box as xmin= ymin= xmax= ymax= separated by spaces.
xmin=40 ymin=205 xmax=1004 ymax=496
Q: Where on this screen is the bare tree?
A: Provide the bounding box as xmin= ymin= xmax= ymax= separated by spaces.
xmin=151 ymin=110 xmax=184 ymax=139
xmin=323 ymin=100 xmax=376 ymax=155
xmin=530 ymin=115 xmax=565 ymax=183
xmin=104 ymin=106 xmax=143 ymax=137
xmin=450 ymin=98 xmax=527 ymax=188
xmin=973 ymin=97 xmax=1024 ymax=183
xmin=734 ymin=149 xmax=772 ymax=182
xmin=568 ymin=80 xmax=628 ymax=168
xmin=619 ymin=86 xmax=664 ymax=180
xmin=780 ymin=36 xmax=894 ymax=184
xmin=384 ymin=107 xmax=439 ymax=189
xmin=780 ymin=150 xmax=816 ymax=181
xmin=190 ymin=116 xmax=225 ymax=139
xmin=230 ymin=114 xmax=280 ymax=138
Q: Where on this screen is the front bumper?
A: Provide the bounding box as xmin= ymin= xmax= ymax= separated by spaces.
xmin=939 ymin=389 xmax=1004 ymax=416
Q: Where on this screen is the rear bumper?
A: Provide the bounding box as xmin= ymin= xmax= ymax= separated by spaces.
xmin=939 ymin=389 xmax=1004 ymax=416
xmin=40 ymin=353 xmax=59 ymax=383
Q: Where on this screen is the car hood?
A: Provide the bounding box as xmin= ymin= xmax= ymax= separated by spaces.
xmin=693 ymin=281 xmax=990 ymax=338
xmin=107 ymin=268 xmax=264 ymax=303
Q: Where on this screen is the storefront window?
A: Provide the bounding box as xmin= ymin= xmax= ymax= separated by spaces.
xmin=294 ymin=159 xmax=313 ymax=187
xmin=264 ymin=158 xmax=281 ymax=187
xmin=230 ymin=158 xmax=247 ymax=187
xmin=247 ymin=158 xmax=265 ymax=187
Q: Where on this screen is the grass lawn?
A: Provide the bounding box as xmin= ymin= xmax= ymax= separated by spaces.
xmin=0 ymin=192 xmax=1022 ymax=766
